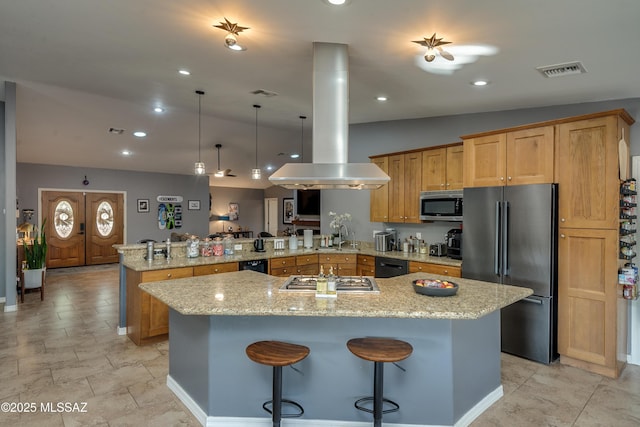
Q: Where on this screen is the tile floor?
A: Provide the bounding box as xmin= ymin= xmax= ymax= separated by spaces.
xmin=0 ymin=264 xmax=638 ymax=426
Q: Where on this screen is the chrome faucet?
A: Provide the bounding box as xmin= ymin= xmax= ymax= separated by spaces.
xmin=338 ymin=224 xmax=348 ymax=250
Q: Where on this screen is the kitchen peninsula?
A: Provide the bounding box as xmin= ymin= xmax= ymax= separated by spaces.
xmin=139 ymin=269 xmax=531 ymax=426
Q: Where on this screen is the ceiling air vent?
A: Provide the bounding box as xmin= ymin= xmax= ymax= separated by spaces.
xmin=251 ymin=89 xmax=278 ymax=97
xmin=536 ymin=61 xmax=587 ymax=78
xmin=108 ymin=127 xmax=125 ymax=135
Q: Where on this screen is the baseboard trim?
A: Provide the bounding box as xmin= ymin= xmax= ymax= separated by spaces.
xmin=4 ymin=303 xmax=17 ymax=312
xmin=116 ymin=326 xmax=127 ymax=335
xmin=167 ymin=374 xmax=501 ymax=427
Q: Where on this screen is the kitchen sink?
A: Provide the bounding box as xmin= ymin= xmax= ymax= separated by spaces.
xmin=315 ymin=247 xmax=360 ymax=253
xmin=279 ymin=275 xmax=379 ymax=294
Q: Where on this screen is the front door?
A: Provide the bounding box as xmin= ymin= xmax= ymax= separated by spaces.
xmin=42 ymin=191 xmax=124 ymax=268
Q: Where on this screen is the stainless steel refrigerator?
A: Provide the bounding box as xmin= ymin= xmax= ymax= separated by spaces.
xmin=462 ymin=183 xmax=558 ymax=364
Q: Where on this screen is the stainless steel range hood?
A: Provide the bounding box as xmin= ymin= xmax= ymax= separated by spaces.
xmin=269 ymin=42 xmax=390 ymax=190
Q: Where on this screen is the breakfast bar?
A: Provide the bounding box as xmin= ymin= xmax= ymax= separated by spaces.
xmin=140 ymin=269 xmax=531 ymax=426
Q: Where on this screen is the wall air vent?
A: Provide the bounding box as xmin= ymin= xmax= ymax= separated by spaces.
xmin=251 ymin=89 xmax=278 ymax=97
xmin=536 ymin=61 xmax=587 ymax=78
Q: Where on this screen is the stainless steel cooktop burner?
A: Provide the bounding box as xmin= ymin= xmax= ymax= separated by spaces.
xmin=279 ymin=275 xmax=380 ymax=294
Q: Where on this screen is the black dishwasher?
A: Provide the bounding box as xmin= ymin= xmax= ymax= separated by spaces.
xmin=239 ymin=259 xmax=268 ymax=273
xmin=375 ymin=256 xmax=408 ymax=278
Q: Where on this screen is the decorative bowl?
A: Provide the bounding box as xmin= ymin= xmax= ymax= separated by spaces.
xmin=412 ymin=279 xmax=458 ymax=297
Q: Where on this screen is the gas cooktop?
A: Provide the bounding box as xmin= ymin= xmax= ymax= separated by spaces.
xmin=279 ymin=275 xmax=380 ymax=294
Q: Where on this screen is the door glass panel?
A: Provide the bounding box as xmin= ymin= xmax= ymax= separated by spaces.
xmin=54 ymin=200 xmax=74 ymax=238
xmin=96 ymin=201 xmax=114 ymax=237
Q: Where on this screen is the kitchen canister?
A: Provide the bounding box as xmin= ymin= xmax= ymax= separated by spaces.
xmin=303 ymin=229 xmax=313 ymax=248
xmin=289 ymin=235 xmax=298 ymax=250
xmin=187 ymin=235 xmax=200 ymax=258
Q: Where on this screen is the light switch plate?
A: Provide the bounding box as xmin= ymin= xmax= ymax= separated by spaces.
xmin=416 ymin=232 xmax=422 ymax=239
xmin=373 ymin=230 xmax=381 ymax=239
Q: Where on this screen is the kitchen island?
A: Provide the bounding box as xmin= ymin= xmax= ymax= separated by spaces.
xmin=140 ymin=270 xmax=531 ymax=426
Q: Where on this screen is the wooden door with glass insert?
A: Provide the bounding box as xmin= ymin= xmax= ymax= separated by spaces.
xmin=85 ymin=192 xmax=124 ymax=265
xmin=43 ymin=191 xmax=86 ymax=268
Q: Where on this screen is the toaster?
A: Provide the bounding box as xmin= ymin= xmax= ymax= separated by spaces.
xmin=429 ymin=243 xmax=447 ymax=257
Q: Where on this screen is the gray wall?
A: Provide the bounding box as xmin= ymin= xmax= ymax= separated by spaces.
xmin=16 ymin=163 xmax=210 ymax=244
xmin=319 ymin=98 xmax=640 ymax=247
xmin=208 ymin=186 xmax=265 ymax=236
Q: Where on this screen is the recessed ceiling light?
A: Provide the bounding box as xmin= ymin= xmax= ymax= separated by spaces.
xmin=133 ymin=131 xmax=147 ymax=138
xmin=471 ymin=80 xmax=489 ymax=86
xmin=153 ymin=107 xmax=164 ymax=113
xmin=121 ymin=150 xmax=132 ymax=156
xmin=178 ymin=69 xmax=191 ymax=76
xmin=266 ymin=165 xmax=274 ymax=171
xmin=290 ymin=153 xmax=300 ymax=159
xmin=376 ymin=96 xmax=388 ymax=101
xmin=326 ymin=0 xmax=347 ymax=5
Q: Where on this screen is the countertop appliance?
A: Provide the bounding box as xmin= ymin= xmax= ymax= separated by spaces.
xmin=280 ymin=275 xmax=380 ymax=294
xmin=374 ymin=256 xmax=408 ymax=278
xmin=419 ymin=190 xmax=463 ymax=221
xmin=462 ymin=184 xmax=558 ymax=364
xmin=429 ymin=243 xmax=447 ymax=257
xmin=446 ymin=229 xmax=462 ymax=260
xmin=374 ymin=232 xmax=394 ymax=252
xmin=239 ymin=259 xmax=268 ymax=274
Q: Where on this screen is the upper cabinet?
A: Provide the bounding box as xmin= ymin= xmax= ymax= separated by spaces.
xmin=370 ymin=156 xmax=389 ymax=222
xmin=463 ymin=125 xmax=554 ymax=187
xmin=421 ymin=144 xmax=464 ymax=191
xmin=389 ymin=152 xmax=422 ymax=223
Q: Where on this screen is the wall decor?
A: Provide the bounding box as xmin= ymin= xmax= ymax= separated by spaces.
xmin=229 ymin=202 xmax=239 ymax=220
xmin=188 ymin=200 xmax=201 ymax=210
xmin=283 ymin=198 xmax=294 ymax=224
xmin=137 ymin=199 xmax=149 ymax=213
xmin=158 ymin=203 xmax=182 ymax=229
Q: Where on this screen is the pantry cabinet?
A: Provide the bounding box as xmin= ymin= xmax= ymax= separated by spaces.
xmin=462 ymin=125 xmax=554 ymax=188
xmin=422 ymin=144 xmax=464 ymax=191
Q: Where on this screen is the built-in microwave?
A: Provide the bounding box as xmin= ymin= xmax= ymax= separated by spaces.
xmin=419 ymin=190 xmax=463 ymax=221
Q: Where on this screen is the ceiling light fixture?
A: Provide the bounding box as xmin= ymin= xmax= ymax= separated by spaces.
xmin=214 ymin=18 xmax=249 ymax=51
xmin=178 ymin=69 xmax=191 ymax=76
xmin=412 ymin=33 xmax=454 ymax=62
xmin=252 ymin=104 xmax=262 ymax=180
xmin=376 ymin=96 xmax=387 ymax=101
xmin=194 ymin=90 xmax=206 ymax=175
xmin=472 ymin=80 xmax=489 ymax=86
xmin=153 ymin=106 xmax=164 ymax=113
xmin=133 ymin=131 xmax=147 ymax=138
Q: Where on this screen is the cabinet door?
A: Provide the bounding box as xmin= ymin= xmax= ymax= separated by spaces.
xmin=506 ymin=126 xmax=554 ymax=185
xmin=370 ymin=157 xmax=389 ymax=222
xmin=445 ymin=145 xmax=464 ymax=190
xmin=193 ymin=262 xmax=239 ymax=276
xmin=404 ymin=151 xmax=422 ymax=223
xmin=556 ymin=117 xmax=619 ymax=229
xmin=422 ymin=148 xmax=446 ymax=191
xmin=409 ymin=261 xmax=461 ymax=277
xmin=558 ymin=228 xmax=619 ymax=374
xmin=388 ymin=154 xmax=406 ymax=222
xmin=463 ymin=134 xmax=507 ymax=187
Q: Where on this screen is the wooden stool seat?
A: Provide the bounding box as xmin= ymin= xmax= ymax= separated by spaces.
xmin=246 ymin=340 xmax=310 ymax=366
xmin=347 ymin=337 xmax=413 ymax=363
xmin=246 ymin=340 xmax=310 ymax=427
xmin=347 ymin=337 xmax=412 ymax=427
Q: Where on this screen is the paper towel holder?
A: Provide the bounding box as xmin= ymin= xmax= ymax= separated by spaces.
xmin=303 ymin=229 xmax=314 ymax=249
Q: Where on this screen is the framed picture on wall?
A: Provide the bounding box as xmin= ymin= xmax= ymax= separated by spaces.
xmin=188 ymin=200 xmax=200 ymax=210
xmin=228 ymin=202 xmax=239 ymax=220
xmin=137 ymin=199 xmax=149 ymax=213
xmin=283 ymin=198 xmax=294 ymax=224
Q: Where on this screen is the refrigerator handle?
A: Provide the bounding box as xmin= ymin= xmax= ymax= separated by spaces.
xmin=503 ymin=201 xmax=509 ymax=276
xmin=522 ymin=297 xmax=543 ymax=305
xmin=494 ymin=201 xmax=501 ymax=275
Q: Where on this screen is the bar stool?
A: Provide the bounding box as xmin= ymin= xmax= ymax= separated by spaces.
xmin=347 ymin=337 xmax=413 ymax=427
xmin=246 ymin=340 xmax=310 ymax=427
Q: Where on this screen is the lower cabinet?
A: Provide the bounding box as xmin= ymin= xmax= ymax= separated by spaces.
xmin=269 ymin=256 xmax=297 ymax=277
xmin=295 ymin=255 xmax=319 ymax=275
xmin=409 ymin=261 xmax=461 ymax=278
xmin=193 ymin=262 xmax=239 ymax=276
xmin=356 ymin=254 xmax=376 ymax=276
xmin=126 ymin=266 xmax=193 ymax=345
xmin=319 ymin=253 xmax=357 ymax=276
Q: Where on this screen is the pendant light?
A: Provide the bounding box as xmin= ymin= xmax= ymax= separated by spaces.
xmin=194 ymin=90 xmax=206 ymax=175
xmin=251 ymin=104 xmax=261 ymax=180
xmin=299 ymin=115 xmax=306 ymax=162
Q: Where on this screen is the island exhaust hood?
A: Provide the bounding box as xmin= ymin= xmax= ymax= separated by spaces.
xmin=269 ymin=42 xmax=390 ymax=190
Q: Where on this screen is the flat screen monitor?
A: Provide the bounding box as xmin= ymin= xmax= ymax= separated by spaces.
xmin=296 ymin=189 xmax=320 ymax=216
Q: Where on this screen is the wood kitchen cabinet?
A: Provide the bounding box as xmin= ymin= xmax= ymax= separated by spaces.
xmin=295 ymin=254 xmax=319 ymax=275
xmin=422 ymin=144 xmax=464 ymax=191
xmin=269 ymin=256 xmax=297 ymax=277
xmin=409 ymin=261 xmax=461 ymax=278
xmin=555 ymin=109 xmax=634 ymax=378
xmin=356 ymin=254 xmax=376 ymax=276
xmin=388 ymin=151 xmax=422 ymax=223
xmin=126 ymin=266 xmax=193 ymax=345
xmin=462 ymin=125 xmax=554 ymax=188
xmin=369 ymin=156 xmax=389 ymax=222
xmin=193 ymin=262 xmax=239 ymax=276
xmin=319 ymin=253 xmax=357 ymax=276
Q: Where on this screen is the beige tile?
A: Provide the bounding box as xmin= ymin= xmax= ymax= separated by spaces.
xmin=18 ymin=350 xmax=78 ymax=375
xmin=127 ymin=376 xmax=175 ymax=407
xmin=107 ymin=400 xmax=200 ymax=426
xmin=140 ymin=353 xmax=169 ymax=379
xmin=105 ymin=346 xmax=163 ymax=369
xmin=87 ymin=363 xmax=154 ymax=396
xmin=0 ymin=369 xmax=52 ymax=400
xmin=60 ymin=387 xmax=138 ymax=426
xmin=50 ymin=355 xmax=113 ymax=383
xmin=574 ymin=383 xmax=640 ymax=427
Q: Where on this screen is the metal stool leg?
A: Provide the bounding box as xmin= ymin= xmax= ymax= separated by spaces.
xmin=272 ymin=366 xmax=282 ymax=427
xmin=373 ymin=361 xmax=383 ymax=427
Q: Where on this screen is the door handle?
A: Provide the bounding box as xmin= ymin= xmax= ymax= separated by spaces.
xmin=494 ymin=201 xmax=500 ymax=275
xmin=79 ymin=223 xmax=85 ymax=235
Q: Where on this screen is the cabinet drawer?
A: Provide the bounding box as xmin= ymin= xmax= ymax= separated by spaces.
xmin=141 ymin=267 xmax=193 ymax=282
xmin=270 ymin=266 xmax=295 ymax=277
xmin=409 ymin=262 xmax=461 ymax=277
xmin=356 ymin=255 xmax=375 ymax=266
xmin=336 ymin=266 xmax=357 ymax=276
xmin=296 ymin=254 xmax=319 ymax=266
xmin=357 ymin=265 xmax=376 ymax=276
xmin=320 ymin=254 xmax=356 ymax=264
xmin=272 ymin=256 xmax=297 ymax=268
xmin=193 ymin=262 xmax=239 ymax=276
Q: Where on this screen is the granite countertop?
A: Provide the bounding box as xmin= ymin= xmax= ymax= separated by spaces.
xmin=139 ymin=270 xmax=531 ymax=320
xmin=121 ymin=245 xmax=462 ymax=272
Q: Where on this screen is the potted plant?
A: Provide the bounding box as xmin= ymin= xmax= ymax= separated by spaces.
xmin=22 ymin=218 xmax=47 ymax=289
